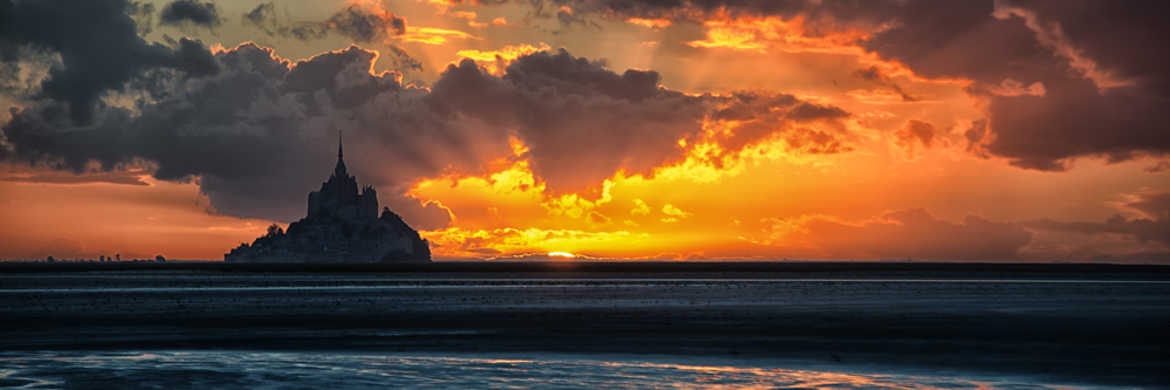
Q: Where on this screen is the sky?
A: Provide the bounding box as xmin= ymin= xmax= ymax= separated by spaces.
xmin=0 ymin=0 xmax=1167 ymax=262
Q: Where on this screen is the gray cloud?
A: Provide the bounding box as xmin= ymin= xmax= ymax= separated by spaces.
xmin=1020 ymin=191 xmax=1170 ymax=262
xmin=127 ymin=1 xmax=156 ymax=35
xmin=0 ymin=0 xmax=219 ymax=124
xmin=789 ymin=209 xmax=1034 ymax=261
xmin=242 ymin=2 xmax=406 ymax=44
xmin=753 ymin=197 xmax=1170 ymax=262
xmin=1027 ymin=191 xmax=1170 ymax=248
xmin=159 ymin=0 xmax=220 ymax=27
xmin=327 ymin=5 xmax=406 ymax=42
xmin=240 ymin=2 xmax=419 ymax=70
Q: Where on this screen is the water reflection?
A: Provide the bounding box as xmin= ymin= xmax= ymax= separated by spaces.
xmin=0 ymin=351 xmax=1096 ymax=389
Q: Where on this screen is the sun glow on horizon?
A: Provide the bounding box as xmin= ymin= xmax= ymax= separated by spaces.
xmin=548 ymin=251 xmax=576 ymax=259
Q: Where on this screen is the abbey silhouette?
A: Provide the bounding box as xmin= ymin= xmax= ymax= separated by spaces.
xmin=225 ymin=134 xmax=431 ymax=263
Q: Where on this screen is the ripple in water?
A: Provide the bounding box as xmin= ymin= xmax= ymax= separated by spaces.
xmin=0 ymin=351 xmax=1093 ymax=389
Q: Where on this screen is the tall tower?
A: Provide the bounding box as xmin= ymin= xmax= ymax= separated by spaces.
xmin=334 ymin=130 xmax=347 ymax=178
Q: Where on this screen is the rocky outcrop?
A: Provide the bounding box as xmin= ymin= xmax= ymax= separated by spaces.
xmin=225 ymin=137 xmax=430 ymax=263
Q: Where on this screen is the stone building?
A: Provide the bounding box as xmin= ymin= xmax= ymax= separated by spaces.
xmin=225 ymin=136 xmax=431 ymax=263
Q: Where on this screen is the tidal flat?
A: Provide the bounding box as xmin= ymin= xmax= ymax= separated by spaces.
xmin=1 ymin=264 xmax=1168 ymax=388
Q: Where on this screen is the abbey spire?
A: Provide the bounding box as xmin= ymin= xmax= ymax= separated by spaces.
xmin=334 ymin=131 xmax=348 ymax=178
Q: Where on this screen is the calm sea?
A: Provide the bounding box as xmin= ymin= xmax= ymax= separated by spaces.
xmin=2 ymin=271 xmax=1167 ymax=388
xmin=0 ymin=350 xmax=1112 ymax=389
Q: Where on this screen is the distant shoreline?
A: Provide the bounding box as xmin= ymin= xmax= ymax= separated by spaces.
xmin=2 ymin=260 xmax=1169 ymax=278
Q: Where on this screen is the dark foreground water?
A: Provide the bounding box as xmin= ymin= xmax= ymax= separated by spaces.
xmin=0 ymin=350 xmax=1121 ymax=389
xmin=1 ymin=269 xmax=1168 ymax=388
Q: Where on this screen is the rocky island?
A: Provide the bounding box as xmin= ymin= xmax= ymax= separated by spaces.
xmin=225 ymin=137 xmax=430 ymax=263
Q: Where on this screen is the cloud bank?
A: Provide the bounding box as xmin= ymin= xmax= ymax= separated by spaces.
xmin=1 ymin=2 xmax=850 ymax=230
xmin=522 ymin=0 xmax=1170 ymax=170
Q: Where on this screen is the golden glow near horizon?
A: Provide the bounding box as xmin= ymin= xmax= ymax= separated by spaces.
xmin=0 ymin=0 xmax=1166 ymax=262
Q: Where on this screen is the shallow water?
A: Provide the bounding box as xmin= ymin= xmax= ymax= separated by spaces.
xmin=0 ymin=351 xmax=1102 ymax=389
xmin=2 ymin=272 xmax=1168 ymax=387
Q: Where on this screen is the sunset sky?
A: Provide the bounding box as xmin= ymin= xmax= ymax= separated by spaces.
xmin=0 ymin=0 xmax=1167 ymax=261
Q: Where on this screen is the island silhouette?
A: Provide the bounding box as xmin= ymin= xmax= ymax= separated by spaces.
xmin=225 ymin=135 xmax=430 ymax=263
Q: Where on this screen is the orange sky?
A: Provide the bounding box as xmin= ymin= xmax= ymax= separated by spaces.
xmin=0 ymin=0 xmax=1166 ymax=262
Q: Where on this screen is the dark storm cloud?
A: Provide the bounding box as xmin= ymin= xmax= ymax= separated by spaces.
xmin=242 ymin=2 xmax=405 ymax=44
xmin=241 ymin=2 xmax=419 ymax=70
xmin=327 ymin=5 xmax=406 ymax=42
xmin=2 ymin=41 xmax=849 ymax=226
xmin=1 ymin=43 xmax=450 ymax=224
xmin=1001 ymin=0 xmax=1170 ymax=98
xmin=525 ymin=0 xmax=1170 ymax=171
xmin=0 ymin=0 xmax=219 ymax=124
xmin=159 ymin=0 xmax=220 ymax=27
